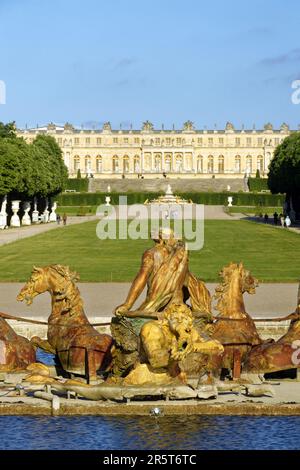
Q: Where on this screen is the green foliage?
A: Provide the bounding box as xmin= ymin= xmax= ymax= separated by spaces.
xmin=268 ymin=132 xmax=300 ymax=194
xmin=0 ymin=122 xmax=16 ymax=139
xmin=255 ymin=169 xmax=260 ymax=178
xmin=65 ymin=178 xmax=89 ymax=192
xmin=248 ymin=177 xmax=269 ymax=192
xmin=0 ymin=123 xmax=68 ymax=197
xmin=56 ymin=191 xmax=284 ymax=207
xmin=77 ymin=169 xmax=81 ymax=179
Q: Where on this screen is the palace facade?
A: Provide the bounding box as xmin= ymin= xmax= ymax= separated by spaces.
xmin=17 ymin=120 xmax=293 ymax=179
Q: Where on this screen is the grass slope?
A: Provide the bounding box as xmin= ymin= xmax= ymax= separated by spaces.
xmin=0 ymin=220 xmax=299 ymax=282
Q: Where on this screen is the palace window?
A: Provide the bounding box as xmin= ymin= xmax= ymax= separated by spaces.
xmin=235 ymin=138 xmax=240 ymax=146
xmin=274 ymin=138 xmax=279 ymax=145
xmin=124 ymin=138 xmax=129 ymax=144
xmin=134 ymin=138 xmax=140 ymax=144
xmin=96 ymin=156 xmax=102 ymax=173
xmin=166 ymin=138 xmax=171 ymax=145
xmin=218 ymin=155 xmax=224 ymax=173
xmin=246 ymin=155 xmax=252 ymax=174
xmin=73 ymin=156 xmax=80 ymax=171
xmin=257 ymin=156 xmax=263 ymax=172
xmin=154 ymin=154 xmax=162 ymax=172
xmin=235 ymin=156 xmax=241 ymax=173
xmin=208 ymin=155 xmax=214 ymax=173
xmin=246 ymin=137 xmax=252 ymax=146
xmin=97 ymin=138 xmax=102 ymax=145
xmin=176 ymin=138 xmax=181 ymax=145
xmin=165 ymin=155 xmax=171 ymax=172
xmin=208 ymin=137 xmax=213 ymax=145
xmin=74 ymin=137 xmax=80 ymax=145
xmin=123 ymin=155 xmax=130 ymax=173
xmin=86 ymin=137 xmax=90 ymax=145
xmin=113 ymin=137 xmax=118 ymax=144
xmin=155 ymin=138 xmax=160 ymax=146
xmin=197 ymin=138 xmax=203 ymax=145
xmin=112 ymin=155 xmax=119 ymax=173
xmin=175 ymin=155 xmax=183 ymax=172
xmin=57 ymin=138 xmax=62 ymax=145
xmin=85 ymin=156 xmax=91 ymax=172
xmin=197 ymin=155 xmax=203 ymax=173
xmin=218 ymin=138 xmax=224 ymax=145
xmin=134 ymin=155 xmax=140 ymax=173
xmin=257 ymin=138 xmax=263 ymax=146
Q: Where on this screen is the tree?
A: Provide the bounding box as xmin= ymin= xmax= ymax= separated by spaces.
xmin=0 ymin=121 xmax=16 ymax=139
xmin=0 ymin=138 xmax=25 ymax=195
xmin=268 ymin=132 xmax=300 ymax=218
xmin=255 ymin=169 xmax=260 ymax=178
xmin=77 ymin=169 xmax=81 ymax=179
xmin=268 ymin=133 xmax=300 ymax=195
xmin=32 ymin=135 xmax=68 ymax=195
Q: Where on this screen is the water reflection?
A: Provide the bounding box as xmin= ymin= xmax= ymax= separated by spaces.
xmin=0 ymin=415 xmax=299 ymax=450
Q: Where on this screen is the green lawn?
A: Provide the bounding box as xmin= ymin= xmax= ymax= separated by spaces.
xmin=0 ymin=220 xmax=299 ymax=282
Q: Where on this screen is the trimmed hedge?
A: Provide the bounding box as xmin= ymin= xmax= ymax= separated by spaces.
xmin=57 ymin=191 xmax=284 ymax=207
xmin=65 ymin=178 xmax=89 ymax=192
xmin=248 ymin=177 xmax=269 ymax=192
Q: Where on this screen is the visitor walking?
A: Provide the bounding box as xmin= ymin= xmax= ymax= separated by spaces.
xmin=57 ymin=214 xmax=61 ymax=225
xmin=285 ymin=215 xmax=291 ymax=228
xmin=264 ymin=213 xmax=269 ymax=224
xmin=63 ymin=213 xmax=67 ymax=226
xmin=273 ymin=212 xmax=278 ymax=225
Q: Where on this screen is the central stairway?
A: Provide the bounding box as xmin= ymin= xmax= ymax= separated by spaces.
xmin=89 ymin=177 xmax=245 ymax=193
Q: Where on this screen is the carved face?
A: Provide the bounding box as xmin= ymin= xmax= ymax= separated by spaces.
xmin=17 ymin=267 xmax=50 ymax=305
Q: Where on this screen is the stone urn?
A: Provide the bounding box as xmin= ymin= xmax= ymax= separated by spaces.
xmin=11 ymin=200 xmax=21 ymax=227
xmin=21 ymin=201 xmax=31 ymax=226
xmin=227 ymin=196 xmax=233 ymax=207
xmin=105 ymin=196 xmax=111 ymax=206
xmin=49 ymin=201 xmax=57 ymax=222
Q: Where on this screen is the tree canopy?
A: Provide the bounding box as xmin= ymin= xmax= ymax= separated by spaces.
xmin=0 ymin=122 xmax=68 ymax=197
xmin=268 ymin=132 xmax=300 ymax=195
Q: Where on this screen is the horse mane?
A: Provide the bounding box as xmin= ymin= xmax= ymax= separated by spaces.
xmin=47 ymin=264 xmax=82 ymax=314
xmin=214 ymin=262 xmax=240 ymax=315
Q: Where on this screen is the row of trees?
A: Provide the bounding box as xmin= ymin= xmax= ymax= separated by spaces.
xmin=268 ymin=132 xmax=300 ymax=217
xmin=0 ymin=122 xmax=68 ymax=198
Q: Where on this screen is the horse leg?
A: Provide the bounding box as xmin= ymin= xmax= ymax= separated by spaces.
xmin=233 ymin=349 xmax=242 ymax=379
xmin=30 ymin=336 xmax=56 ymax=354
xmin=86 ymin=349 xmax=97 ymax=384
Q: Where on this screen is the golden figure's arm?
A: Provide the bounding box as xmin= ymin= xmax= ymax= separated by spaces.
xmin=114 ymin=251 xmax=154 ymax=315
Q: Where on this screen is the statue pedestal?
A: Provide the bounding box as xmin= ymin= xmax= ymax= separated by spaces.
xmin=49 ymin=202 xmax=57 ymax=222
xmin=43 ymin=209 xmax=50 ymax=223
xmin=22 ymin=202 xmax=31 ymax=226
xmin=0 ymin=213 xmax=7 ymax=229
xmin=32 ymin=210 xmax=39 ymax=224
xmin=11 ymin=200 xmax=21 ymax=227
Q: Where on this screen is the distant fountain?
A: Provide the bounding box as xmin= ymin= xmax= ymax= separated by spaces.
xmin=145 ymin=184 xmax=192 ymax=205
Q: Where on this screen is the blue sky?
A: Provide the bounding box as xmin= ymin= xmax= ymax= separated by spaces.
xmin=1 ymin=0 xmax=300 ymax=129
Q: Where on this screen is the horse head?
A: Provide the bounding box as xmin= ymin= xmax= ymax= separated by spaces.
xmin=17 ymin=265 xmax=80 ymax=307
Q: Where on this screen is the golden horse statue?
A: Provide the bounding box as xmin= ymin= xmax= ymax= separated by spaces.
xmin=208 ymin=262 xmax=263 ymax=376
xmin=244 ymin=283 xmax=300 ymax=374
xmin=17 ymin=265 xmax=112 ymax=382
xmin=0 ymin=317 xmax=36 ymax=371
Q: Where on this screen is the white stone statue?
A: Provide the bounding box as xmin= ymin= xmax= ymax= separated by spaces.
xmin=43 ymin=199 xmax=50 ymax=223
xmin=228 ymin=196 xmax=233 ymax=207
xmin=21 ymin=201 xmax=31 ymax=226
xmin=49 ymin=201 xmax=58 ymax=222
xmin=32 ymin=197 xmax=39 ymax=224
xmin=0 ymin=195 xmax=8 ymax=229
xmin=166 ymin=184 xmax=173 ymax=195
xmin=105 ymin=196 xmax=111 ymax=206
xmin=11 ymin=200 xmax=21 ymax=227
xmin=107 ymin=185 xmax=111 ymax=193
xmin=227 ymin=185 xmax=231 ymax=192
